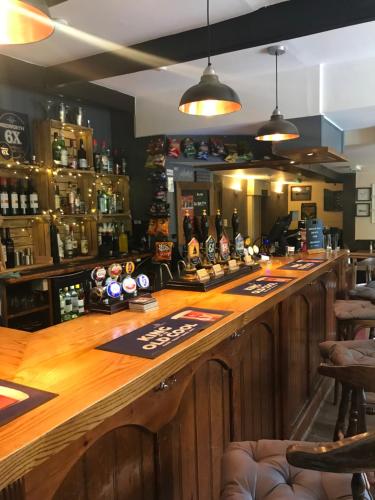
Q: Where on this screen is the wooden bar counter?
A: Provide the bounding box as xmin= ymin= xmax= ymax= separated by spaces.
xmin=0 ymin=252 xmax=349 ymax=500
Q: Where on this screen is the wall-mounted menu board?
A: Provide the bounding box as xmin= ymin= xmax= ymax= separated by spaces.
xmin=324 ymin=189 xmax=343 ymax=212
xmin=181 ymin=189 xmax=210 ymax=216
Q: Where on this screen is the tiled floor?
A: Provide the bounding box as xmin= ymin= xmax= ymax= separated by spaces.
xmin=306 ymin=389 xmax=375 ymax=442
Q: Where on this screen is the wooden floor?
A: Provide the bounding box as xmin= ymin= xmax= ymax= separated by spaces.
xmin=306 ymin=390 xmax=375 ymax=442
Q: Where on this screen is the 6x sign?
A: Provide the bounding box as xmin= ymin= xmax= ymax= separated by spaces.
xmin=0 ymin=110 xmax=30 ymax=162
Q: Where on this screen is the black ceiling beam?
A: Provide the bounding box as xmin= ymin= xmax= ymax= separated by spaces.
xmin=0 ymin=54 xmax=134 ymax=113
xmin=46 ymin=0 xmax=375 ymax=87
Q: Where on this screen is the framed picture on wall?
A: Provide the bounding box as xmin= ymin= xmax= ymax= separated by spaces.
xmin=356 ymin=187 xmax=372 ymax=202
xmin=356 ymin=203 xmax=371 ymax=217
xmin=291 ymin=185 xmax=312 ymax=201
xmin=301 ymin=202 xmax=317 ymax=220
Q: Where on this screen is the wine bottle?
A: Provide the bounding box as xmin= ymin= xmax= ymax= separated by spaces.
xmin=9 ymin=179 xmax=19 ymax=216
xmin=28 ymin=180 xmax=39 ymax=215
xmin=60 ymin=134 xmax=68 ymax=168
xmin=68 ymin=182 xmax=75 ymax=215
xmin=93 ymin=139 xmax=101 ymax=172
xmin=64 ymin=287 xmax=72 ymax=321
xmin=0 ymin=228 xmax=7 ymax=267
xmin=70 ymin=285 xmax=79 ymax=318
xmin=57 ymin=227 xmax=64 ymax=260
xmin=19 ymin=180 xmax=28 ymax=216
xmin=54 ymin=185 xmax=61 ymax=210
xmin=80 ymin=225 xmax=89 ymax=255
xmin=50 ymin=217 xmax=60 ymax=264
xmin=77 ymin=284 xmax=85 ymax=316
xmin=75 ymin=188 xmax=81 ymax=215
xmin=70 ymin=225 xmax=78 ymax=257
xmin=64 ymin=226 xmax=73 ymax=259
xmin=106 ymin=145 xmax=113 ymax=174
xmin=5 ymin=228 xmax=15 ymax=268
xmin=119 ymin=223 xmax=128 ymax=254
xmin=101 ymin=141 xmax=109 ymax=173
xmin=52 ymin=132 xmax=61 ymax=164
xmin=0 ymin=178 xmax=9 ymax=216
xmin=77 ymin=139 xmax=88 ymax=170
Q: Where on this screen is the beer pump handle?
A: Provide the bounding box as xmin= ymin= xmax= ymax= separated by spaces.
xmin=183 ymin=210 xmax=192 ymax=246
xmin=201 ymin=209 xmax=209 ymax=242
xmin=215 ymin=209 xmax=223 ymax=242
xmin=232 ymin=208 xmax=239 ymax=242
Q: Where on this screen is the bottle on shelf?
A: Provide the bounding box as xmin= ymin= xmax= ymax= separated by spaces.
xmin=107 ymin=145 xmax=113 ymax=174
xmin=112 ymin=223 xmax=119 ymax=257
xmin=59 ymin=289 xmax=65 ymax=321
xmin=54 ymin=185 xmax=61 ymax=211
xmin=93 ymin=139 xmax=101 ymax=173
xmin=101 ymin=141 xmax=109 ymax=173
xmin=57 ymin=226 xmax=64 ymax=260
xmin=97 ymin=189 xmax=108 ymax=214
xmin=0 ymin=178 xmax=10 ymax=216
xmin=28 ymin=180 xmax=39 ymax=215
xmin=107 ymin=186 xmax=114 ymax=214
xmin=9 ymin=179 xmax=19 ymax=216
xmin=70 ymin=225 xmax=78 ymax=257
xmin=52 ymin=132 xmax=61 ymax=165
xmin=68 ymin=182 xmax=76 ymax=215
xmin=64 ymin=225 xmax=73 ymax=259
xmin=50 ymin=216 xmax=60 ymax=264
xmin=77 ymin=284 xmax=85 ymax=316
xmin=63 ymin=287 xmax=72 ymax=321
xmin=80 ymin=224 xmax=89 ymax=256
xmin=59 ymin=134 xmax=69 ymax=168
xmin=77 ymin=139 xmax=88 ymax=170
xmin=115 ymin=190 xmax=123 ymax=213
xmin=97 ymin=223 xmax=103 ymax=247
xmin=18 ymin=180 xmax=28 ymax=216
xmin=5 ymin=228 xmax=15 ymax=268
xmin=75 ymin=188 xmax=81 ymax=215
xmin=70 ymin=285 xmax=79 ymax=318
xmin=0 ymin=228 xmax=7 ymax=267
xmin=119 ymin=223 xmax=128 ymax=254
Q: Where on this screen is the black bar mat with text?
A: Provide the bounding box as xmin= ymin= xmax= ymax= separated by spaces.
xmin=225 ymin=276 xmax=295 ymax=297
xmin=279 ymin=259 xmax=326 ymax=271
xmin=97 ymin=307 xmax=232 ymax=359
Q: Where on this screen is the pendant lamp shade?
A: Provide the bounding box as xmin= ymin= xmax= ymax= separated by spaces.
xmin=179 ymin=63 xmax=242 ymax=117
xmin=0 ymin=0 xmax=54 ymax=45
xmin=255 ymin=45 xmax=300 ymax=142
xmin=178 ymin=0 xmax=241 ymax=117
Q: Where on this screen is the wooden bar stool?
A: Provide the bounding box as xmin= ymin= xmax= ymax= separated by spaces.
xmin=320 ymin=339 xmax=375 ymax=441
xmin=334 ymin=300 xmax=375 ymax=341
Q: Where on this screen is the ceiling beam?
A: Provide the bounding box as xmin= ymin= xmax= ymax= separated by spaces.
xmin=46 ymin=0 xmax=375 ymax=87
xmin=46 ymin=0 xmax=68 ymax=6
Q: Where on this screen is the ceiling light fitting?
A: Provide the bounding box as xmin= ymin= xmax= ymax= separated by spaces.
xmin=255 ymin=45 xmax=300 ymax=142
xmin=0 ymin=0 xmax=54 ymax=45
xmin=178 ymin=0 xmax=241 ymax=116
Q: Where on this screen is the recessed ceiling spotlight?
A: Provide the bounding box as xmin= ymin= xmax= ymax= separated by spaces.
xmin=290 ymin=160 xmax=295 ymax=164
xmin=307 ymin=152 xmax=314 ymax=157
xmin=158 ymin=66 xmax=168 ymax=71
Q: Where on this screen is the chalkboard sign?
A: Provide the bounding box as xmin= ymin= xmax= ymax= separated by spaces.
xmin=306 ymin=218 xmax=324 ymax=251
xmin=0 ymin=109 xmax=30 ymax=163
xmin=181 ymin=189 xmax=210 ymax=216
xmin=324 ymin=189 xmax=343 ymax=212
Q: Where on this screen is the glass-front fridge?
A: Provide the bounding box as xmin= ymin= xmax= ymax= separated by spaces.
xmin=50 ymin=270 xmax=91 ymax=325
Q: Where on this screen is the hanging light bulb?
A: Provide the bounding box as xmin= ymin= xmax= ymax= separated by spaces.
xmin=179 ymin=0 xmax=241 ymax=117
xmin=0 ymin=0 xmax=54 ymax=45
xmin=255 ymin=46 xmax=300 ymax=142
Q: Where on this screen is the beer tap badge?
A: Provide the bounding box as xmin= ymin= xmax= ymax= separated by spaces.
xmin=188 ymin=237 xmax=200 ymax=266
xmin=219 ymin=235 xmax=230 ymax=261
xmin=235 ymin=233 xmax=245 ymax=257
xmin=97 ymin=307 xmax=231 ymax=359
xmin=205 ymin=235 xmax=216 ymax=263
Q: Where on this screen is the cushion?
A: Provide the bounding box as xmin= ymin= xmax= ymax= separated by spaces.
xmin=319 ymin=339 xmax=375 ymax=366
xmin=334 ymin=300 xmax=375 ymax=320
xmin=221 ymin=440 xmax=354 ymax=499
xmin=349 ymin=284 xmax=375 ymax=301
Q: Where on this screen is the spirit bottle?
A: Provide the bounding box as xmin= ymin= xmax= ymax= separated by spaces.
xmin=5 ymin=228 xmax=15 ymax=268
xmin=77 ymin=139 xmax=88 ymax=170
xmin=80 ymin=225 xmax=89 ymax=255
xmin=0 ymin=178 xmax=9 ymax=216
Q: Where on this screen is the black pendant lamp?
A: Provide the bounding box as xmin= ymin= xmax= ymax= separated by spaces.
xmin=255 ymin=46 xmax=300 ymax=142
xmin=0 ymin=0 xmax=54 ymax=45
xmin=179 ymin=0 xmax=241 ymax=117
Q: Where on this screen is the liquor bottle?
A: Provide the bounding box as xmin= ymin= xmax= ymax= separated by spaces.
xmin=0 ymin=228 xmax=7 ymax=267
xmin=107 ymin=146 xmax=113 ymax=174
xmin=75 ymin=188 xmax=81 ymax=215
xmin=57 ymin=227 xmax=64 ymax=260
xmin=60 ymin=134 xmax=69 ymax=168
xmin=64 ymin=287 xmax=72 ymax=321
xmin=5 ymin=228 xmax=15 ymax=268
xmin=0 ymin=178 xmax=10 ymax=216
xmin=70 ymin=225 xmax=78 ymax=257
xmin=76 ymin=106 xmax=83 ymax=127
xmin=59 ymin=289 xmax=65 ymax=321
xmin=98 ymin=189 xmax=108 ymax=214
xmin=107 ymin=186 xmax=114 ymax=214
xmin=70 ymin=285 xmax=79 ymax=318
xmin=77 ymin=284 xmax=85 ymax=316
xmin=9 ymin=179 xmax=19 ymax=216
xmin=28 ymin=180 xmax=39 ymax=215
xmin=68 ymin=182 xmax=76 ymax=215
xmin=64 ymin=226 xmax=73 ymax=259
xmin=93 ymin=139 xmax=101 ymax=172
xmin=80 ymin=225 xmax=89 ymax=255
xmin=18 ymin=180 xmax=28 ymax=216
xmin=119 ymin=223 xmax=128 ymax=254
xmin=112 ymin=224 xmax=119 ymax=257
xmin=113 ymin=149 xmax=121 ymax=175
xmin=52 ymin=132 xmax=61 ymax=164
xmin=101 ymin=141 xmax=109 ymax=173
xmin=77 ymin=139 xmax=88 ymax=170
xmin=54 ymin=185 xmax=61 ymax=210
xmin=50 ymin=217 xmax=60 ymax=264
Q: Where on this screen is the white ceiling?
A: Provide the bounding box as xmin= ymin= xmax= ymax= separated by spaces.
xmin=0 ymin=0 xmax=288 ymax=66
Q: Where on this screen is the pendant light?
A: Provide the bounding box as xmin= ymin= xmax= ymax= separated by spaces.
xmin=255 ymin=46 xmax=300 ymax=142
xmin=178 ymin=0 xmax=241 ymax=117
xmin=0 ymin=0 xmax=54 ymax=45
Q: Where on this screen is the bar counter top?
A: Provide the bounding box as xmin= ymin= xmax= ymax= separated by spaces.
xmin=0 ymin=252 xmax=346 ymax=491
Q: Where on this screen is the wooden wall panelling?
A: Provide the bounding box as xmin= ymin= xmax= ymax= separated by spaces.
xmin=0 ymin=479 xmax=25 ymax=500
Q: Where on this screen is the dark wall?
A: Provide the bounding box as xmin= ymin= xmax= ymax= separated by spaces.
xmin=261 ymin=190 xmax=288 ymax=236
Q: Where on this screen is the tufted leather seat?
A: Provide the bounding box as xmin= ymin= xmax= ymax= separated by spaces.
xmin=319 ymin=339 xmax=375 ymax=366
xmin=334 ymin=300 xmax=375 ymax=320
xmin=221 ymin=440 xmax=353 ymax=499
xmin=349 ymin=282 xmax=375 ymax=301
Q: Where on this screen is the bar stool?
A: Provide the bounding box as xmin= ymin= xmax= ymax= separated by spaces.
xmin=320 ymin=339 xmax=375 ymax=440
xmin=334 ymin=300 xmax=375 ymax=341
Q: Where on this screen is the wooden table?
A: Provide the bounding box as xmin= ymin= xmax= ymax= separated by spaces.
xmin=350 ymin=251 xmax=375 ymax=287
xmin=0 ymin=252 xmax=348 ymax=500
